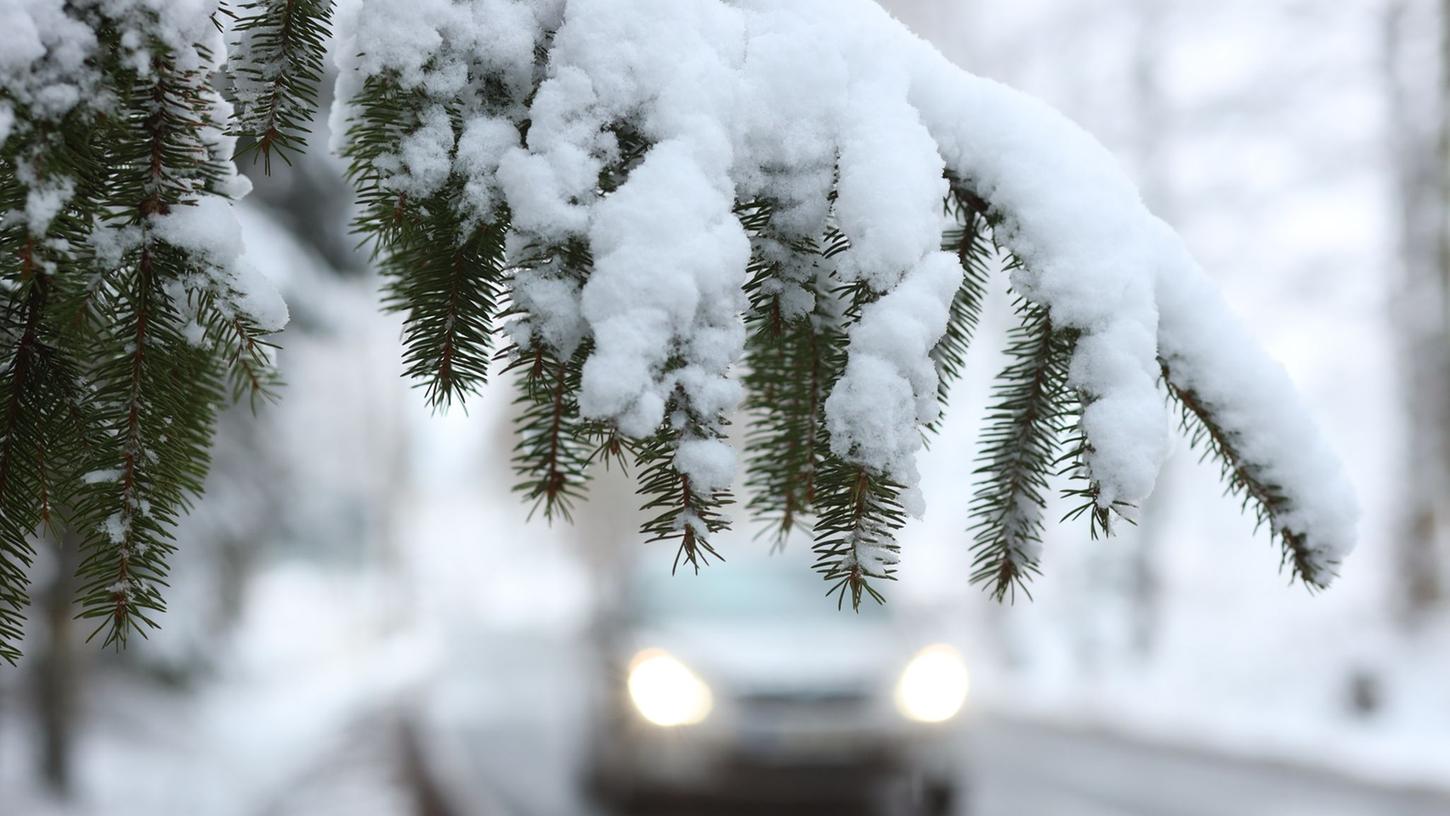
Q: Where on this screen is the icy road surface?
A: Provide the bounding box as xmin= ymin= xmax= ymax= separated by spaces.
xmin=964 ymin=718 xmax=1450 ymax=816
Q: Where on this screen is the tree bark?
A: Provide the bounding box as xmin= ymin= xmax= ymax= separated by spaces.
xmin=1125 ymin=0 xmax=1171 ymax=657
xmin=1385 ymin=0 xmax=1450 ymax=625
xmin=34 ymin=527 xmax=80 ymax=795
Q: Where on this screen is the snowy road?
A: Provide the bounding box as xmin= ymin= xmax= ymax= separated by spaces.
xmin=424 ymin=635 xmax=1450 ymax=816
xmin=963 ymin=718 xmax=1450 ymax=816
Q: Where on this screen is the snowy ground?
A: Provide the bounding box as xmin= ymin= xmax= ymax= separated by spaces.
xmin=8 ymin=602 xmax=1448 ymax=816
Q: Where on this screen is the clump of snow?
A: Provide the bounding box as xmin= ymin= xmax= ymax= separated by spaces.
xmin=674 ymin=437 xmax=736 ymax=494
xmin=103 ymin=512 xmax=129 ymax=545
xmin=578 ymin=140 xmax=750 ymax=442
xmin=152 ymin=196 xmax=245 ymax=269
xmin=153 ymin=196 xmax=290 ymax=334
xmin=455 ymin=115 xmax=521 ymax=222
xmin=89 ymin=218 xmax=143 ymax=269
xmin=395 ymin=106 xmax=456 ymax=199
xmin=510 ymin=269 xmax=587 ymax=358
xmin=833 ymin=70 xmax=948 ymax=293
xmin=825 ymin=251 xmax=963 ymax=512
xmin=0 ymin=0 xmax=97 ymax=121
xmin=0 ymin=103 xmax=14 ymax=147
xmin=902 ymin=49 xmax=1172 ymax=509
xmin=21 ymin=174 xmax=74 ymax=236
xmin=731 ymin=9 xmax=846 ymax=238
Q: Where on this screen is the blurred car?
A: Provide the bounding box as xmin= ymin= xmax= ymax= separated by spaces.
xmin=582 ymin=546 xmax=967 ymax=814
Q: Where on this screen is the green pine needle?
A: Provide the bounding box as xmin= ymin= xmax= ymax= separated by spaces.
xmin=1162 ymin=360 xmax=1330 ymax=589
xmin=811 ymin=456 xmax=906 ymax=611
xmin=227 ymin=0 xmax=335 ymax=173
xmin=968 ymin=298 xmax=1075 ymax=602
xmin=635 ymin=415 xmax=734 ymax=575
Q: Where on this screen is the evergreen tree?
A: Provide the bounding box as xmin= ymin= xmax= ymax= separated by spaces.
xmin=0 ymin=0 xmax=1358 ymax=663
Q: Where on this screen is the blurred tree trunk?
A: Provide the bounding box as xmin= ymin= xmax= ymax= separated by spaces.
xmin=1384 ymin=0 xmax=1450 ymax=625
xmin=1125 ymin=0 xmax=1171 ymax=658
xmin=33 ymin=527 xmax=80 ymax=795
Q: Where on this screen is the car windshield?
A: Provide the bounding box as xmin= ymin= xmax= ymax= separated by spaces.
xmin=631 ymin=549 xmax=888 ymax=623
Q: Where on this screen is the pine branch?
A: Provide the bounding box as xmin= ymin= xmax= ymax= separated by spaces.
xmin=0 ymin=247 xmax=46 ymax=665
xmin=806 ymin=263 xmax=908 ymax=609
xmin=343 ymin=75 xmax=507 ymax=407
xmin=0 ymin=107 xmax=108 ymax=662
xmin=0 ymin=254 xmax=86 ymax=664
xmin=968 ymin=298 xmax=1075 ymax=601
xmin=1161 ymin=360 xmax=1330 ymax=588
xmin=599 ymin=134 xmax=739 ymax=568
xmin=811 ymin=455 xmax=906 ymax=610
xmin=501 ymin=237 xmax=603 ymax=522
xmin=505 ymin=344 xmax=594 ymax=522
xmin=949 ymin=179 xmax=1127 ymax=555
xmin=227 ymin=0 xmax=335 ymax=173
xmin=742 ymin=216 xmax=846 ymax=544
xmin=72 ymin=45 xmax=236 ymax=649
xmin=383 ymin=211 xmax=507 ymax=407
xmin=1056 ymin=389 xmax=1133 ymax=540
xmin=742 ymin=302 xmax=830 ymax=543
xmin=342 ymin=72 xmax=422 ymax=249
xmin=929 ymin=179 xmax=992 ymax=433
xmin=195 ymin=289 xmax=282 ymax=410
xmin=636 ymin=403 xmax=734 ymax=574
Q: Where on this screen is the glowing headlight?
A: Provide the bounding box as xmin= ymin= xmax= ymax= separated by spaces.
xmin=627 ymin=649 xmax=713 ymax=727
xmin=894 ymin=644 xmax=969 ymax=723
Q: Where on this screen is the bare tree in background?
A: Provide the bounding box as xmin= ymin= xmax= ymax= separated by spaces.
xmin=1124 ymin=0 xmax=1173 ymax=658
xmin=32 ymin=528 xmax=79 ymax=796
xmin=1385 ymin=0 xmax=1450 ymax=625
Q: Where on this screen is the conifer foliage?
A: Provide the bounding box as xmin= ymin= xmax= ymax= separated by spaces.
xmin=0 ymin=0 xmax=1358 ymax=662
xmin=227 ymin=0 xmax=335 ymax=172
xmin=1 ymin=1 xmax=290 ymax=663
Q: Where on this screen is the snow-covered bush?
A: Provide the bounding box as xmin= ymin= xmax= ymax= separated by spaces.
xmin=0 ymin=0 xmax=1356 ymax=663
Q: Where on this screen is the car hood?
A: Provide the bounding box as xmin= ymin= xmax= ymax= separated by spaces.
xmin=629 ymin=618 xmax=907 ymax=695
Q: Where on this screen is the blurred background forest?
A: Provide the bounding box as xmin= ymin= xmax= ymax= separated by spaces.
xmin=3 ymin=0 xmax=1449 ymax=814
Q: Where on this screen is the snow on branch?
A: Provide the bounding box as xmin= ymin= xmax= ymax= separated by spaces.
xmin=1 ymin=0 xmax=288 ymax=657
xmin=0 ymin=0 xmax=1358 ymax=662
xmin=325 ymin=0 xmax=1357 ymax=593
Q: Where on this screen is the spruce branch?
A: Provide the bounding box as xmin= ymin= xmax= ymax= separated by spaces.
xmin=929 ymin=178 xmax=993 ymax=432
xmin=635 ymin=401 xmax=734 ymax=574
xmin=806 ymin=268 xmax=907 ymax=610
xmin=1161 ymin=360 xmax=1331 ymax=588
xmin=1056 ymin=393 xmax=1134 ymax=540
xmin=949 ymin=179 xmax=1128 ymax=557
xmin=968 ymin=298 xmax=1075 ymax=601
xmin=382 ymin=211 xmax=507 ymax=407
xmin=505 ymin=344 xmax=594 ymax=523
xmin=71 ymin=44 xmax=241 ymax=649
xmin=1 ymin=105 xmax=110 ymax=662
xmin=226 ymin=0 xmax=335 ymax=173
xmin=343 ymin=74 xmax=508 ymax=408
xmin=0 ymin=251 xmax=87 ymax=664
xmin=742 ymin=301 xmax=831 ymax=543
xmin=0 ymin=255 xmax=47 ymax=664
xmin=341 ymin=72 xmax=421 ymax=249
xmin=195 ymin=290 xmax=282 ymax=409
xmin=811 ymin=455 xmax=907 ymax=610
xmin=501 ymin=238 xmax=600 ymax=523
xmin=741 ymin=218 xmax=845 ymax=544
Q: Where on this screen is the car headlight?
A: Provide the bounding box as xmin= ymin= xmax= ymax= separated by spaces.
xmin=627 ymin=649 xmax=713 ymax=727
xmin=894 ymin=644 xmax=969 ymax=723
